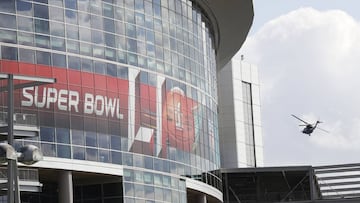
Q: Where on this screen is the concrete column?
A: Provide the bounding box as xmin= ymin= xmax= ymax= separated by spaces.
xmin=58 ymin=170 xmax=73 ymax=203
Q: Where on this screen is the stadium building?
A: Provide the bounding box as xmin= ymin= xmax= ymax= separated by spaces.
xmin=0 ymin=0 xmax=254 ymax=202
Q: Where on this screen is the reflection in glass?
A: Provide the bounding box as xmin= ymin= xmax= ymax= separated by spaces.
xmin=0 ymin=13 xmax=16 ymax=29
xmin=36 ymin=50 xmax=51 ymax=65
xmin=41 ymin=143 xmax=56 ymax=157
xmin=49 ymin=6 xmax=64 ymax=21
xmin=17 ymin=16 xmax=33 ymax=32
xmin=86 ymin=148 xmax=98 ymax=161
xmin=86 ymin=132 xmax=97 ymax=147
xmin=57 ymin=145 xmax=71 ymax=158
xmin=0 ymin=30 xmax=17 ymax=44
xmin=73 ymin=146 xmax=85 ymax=160
xmin=19 ymin=48 xmax=35 ymax=64
xmin=57 ymin=128 xmax=70 ymax=144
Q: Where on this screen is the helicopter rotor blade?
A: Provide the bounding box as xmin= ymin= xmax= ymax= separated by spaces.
xmin=291 ymin=114 xmax=310 ymax=124
xmin=317 ymin=126 xmax=330 ymax=133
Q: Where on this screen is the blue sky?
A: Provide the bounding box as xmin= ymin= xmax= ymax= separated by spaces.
xmin=241 ymin=1 xmax=360 ymax=166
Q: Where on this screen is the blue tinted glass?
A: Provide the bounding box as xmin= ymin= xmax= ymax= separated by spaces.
xmin=110 ymin=135 xmax=121 ymax=150
xmin=42 ymin=143 xmax=56 ymax=157
xmin=65 ymin=0 xmax=77 ymax=9
xmin=65 ymin=9 xmax=78 ymax=24
xmin=52 ymin=53 xmax=66 ymax=68
xmin=0 ymin=0 xmax=15 ymax=13
xmin=73 ymin=146 xmax=85 ymax=160
xmin=106 ymin=63 xmax=117 ymax=76
xmin=40 ymin=127 xmax=55 ymax=142
xmin=111 ymin=151 xmax=122 ymax=164
xmin=16 ymin=0 xmax=33 ymax=15
xmin=105 ymin=33 xmax=115 ymax=47
xmin=103 ymin=18 xmax=115 ymax=32
xmin=99 ymin=150 xmax=110 ymax=163
xmin=98 ymin=133 xmax=109 ymax=149
xmin=1 ymin=46 xmax=17 ymax=60
xmin=0 ymin=13 xmax=16 ymax=29
xmin=56 ymin=128 xmax=70 ymax=144
xmin=57 ymin=145 xmax=71 ymax=158
xmin=68 ymin=55 xmax=80 ymax=70
xmin=86 ymin=131 xmax=97 ymax=147
xmin=86 ymin=148 xmax=98 ymax=161
xmin=51 ymin=37 xmax=66 ymax=51
xmin=0 ymin=30 xmax=17 ymax=44
xmin=35 ymin=35 xmax=50 ymax=48
xmin=19 ymin=48 xmax=35 ymax=63
xmin=35 ymin=0 xmax=48 ymax=4
xmin=36 ymin=50 xmax=51 ymax=65
xmin=35 ymin=19 xmax=50 ymax=34
xmin=17 ymin=16 xmax=34 ymax=32
xmin=34 ymin=4 xmax=49 ymax=19
xmin=81 ymin=58 xmax=93 ymax=72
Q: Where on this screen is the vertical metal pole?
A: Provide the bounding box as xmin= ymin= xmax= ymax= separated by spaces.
xmin=14 ymin=159 xmax=21 ymax=203
xmin=7 ymin=74 xmax=14 ymax=203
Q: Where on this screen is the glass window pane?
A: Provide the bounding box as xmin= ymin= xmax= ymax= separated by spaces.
xmin=66 ymin=24 xmax=79 ymax=40
xmin=103 ymin=3 xmax=114 ymax=18
xmin=68 ymin=55 xmax=80 ymax=70
xmin=79 ymin=27 xmax=91 ymax=42
xmin=72 ymin=146 xmax=85 ymax=160
xmin=40 ymin=127 xmax=55 ymax=142
xmin=50 ymin=22 xmax=65 ymax=37
xmin=111 ymin=151 xmax=122 ymax=164
xmin=65 ymin=0 xmax=77 ymax=9
xmin=49 ymin=0 xmax=63 ymax=7
xmin=17 ymin=16 xmax=33 ymax=32
xmin=41 ymin=143 xmax=56 ymax=157
xmin=35 ymin=19 xmax=50 ymax=34
xmin=81 ymin=58 xmax=93 ymax=72
xmin=49 ymin=6 xmax=64 ymax=21
xmin=99 ymin=149 xmax=110 ymax=163
xmin=110 ymin=135 xmax=121 ymax=150
xmin=16 ymin=0 xmax=33 ymax=16
xmin=52 ymin=53 xmax=67 ymax=68
xmin=85 ymin=131 xmax=97 ymax=147
xmin=67 ymin=40 xmax=79 ymax=54
xmin=80 ymin=42 xmax=92 ymax=56
xmin=104 ymin=18 xmax=115 ymax=32
xmin=19 ymin=48 xmax=35 ymax=64
xmin=86 ymin=148 xmax=98 ymax=161
xmin=36 ymin=50 xmax=51 ymax=65
xmin=34 ymin=4 xmax=49 ymax=19
xmin=56 ymin=128 xmax=70 ymax=144
xmin=72 ymin=130 xmax=84 ymax=145
xmin=51 ymin=37 xmax=66 ymax=51
xmin=0 ymin=0 xmax=15 ymax=13
xmin=65 ymin=9 xmax=78 ymax=24
xmin=35 ymin=35 xmax=50 ymax=48
xmin=18 ymin=32 xmax=34 ymax=46
xmin=57 ymin=145 xmax=71 ymax=158
xmin=0 ymin=13 xmax=16 ymax=29
xmin=98 ymin=133 xmax=109 ymax=148
xmin=0 ymin=30 xmax=17 ymax=44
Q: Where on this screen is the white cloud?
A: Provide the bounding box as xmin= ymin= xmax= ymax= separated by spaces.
xmin=240 ymin=7 xmax=360 ymax=165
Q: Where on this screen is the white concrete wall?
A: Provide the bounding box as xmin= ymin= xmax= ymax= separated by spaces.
xmin=218 ymin=58 xmax=264 ymax=168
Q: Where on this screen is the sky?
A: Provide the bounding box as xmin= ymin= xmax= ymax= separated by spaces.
xmin=239 ymin=0 xmax=360 ymax=166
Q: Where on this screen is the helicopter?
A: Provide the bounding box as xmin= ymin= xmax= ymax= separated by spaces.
xmin=291 ymin=114 xmax=329 ymax=136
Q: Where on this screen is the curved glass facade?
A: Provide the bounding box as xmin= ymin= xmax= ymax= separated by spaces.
xmin=0 ymin=0 xmax=220 ymax=202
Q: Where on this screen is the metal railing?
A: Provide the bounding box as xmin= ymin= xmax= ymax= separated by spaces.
xmin=314 ymin=163 xmax=360 ymax=199
xmin=0 ymin=111 xmax=37 ymax=127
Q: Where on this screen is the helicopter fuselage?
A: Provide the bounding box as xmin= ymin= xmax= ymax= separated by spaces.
xmin=302 ymin=125 xmax=315 ymax=135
